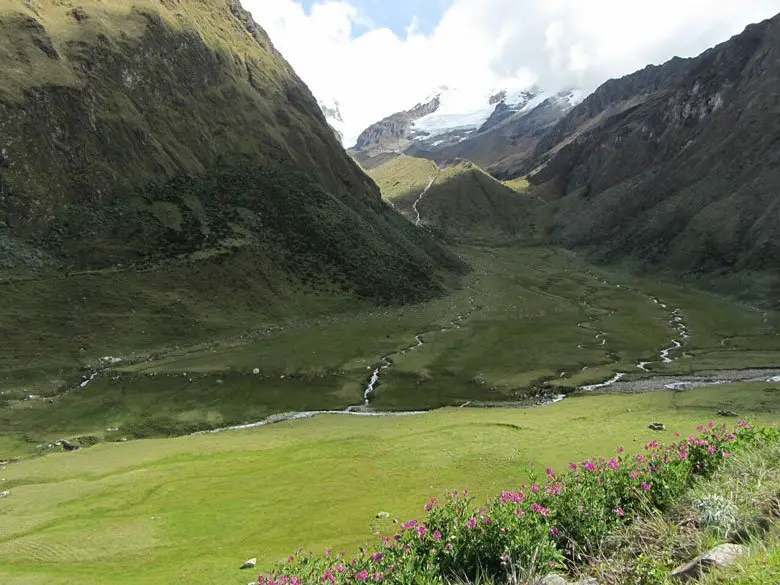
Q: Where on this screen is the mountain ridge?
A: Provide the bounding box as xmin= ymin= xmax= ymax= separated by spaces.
xmin=0 ymin=0 xmax=464 ymax=304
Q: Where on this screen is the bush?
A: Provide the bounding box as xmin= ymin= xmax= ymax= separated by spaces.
xmin=258 ymin=422 xmax=776 ymax=585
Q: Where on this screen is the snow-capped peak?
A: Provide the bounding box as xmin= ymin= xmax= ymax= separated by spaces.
xmin=411 ymin=84 xmax=554 ymax=139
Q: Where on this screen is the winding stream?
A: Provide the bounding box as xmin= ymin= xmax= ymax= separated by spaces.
xmin=194 ymin=271 xmax=776 ymax=435
xmin=413 ymin=176 xmax=437 ymax=227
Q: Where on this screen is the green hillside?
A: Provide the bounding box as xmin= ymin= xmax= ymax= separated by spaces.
xmin=0 ymin=0 xmax=461 ymax=295
xmin=368 ymin=157 xmax=540 ymax=240
xmin=0 ymin=0 xmax=467 ymax=403
xmin=368 ymin=154 xmax=438 ymax=201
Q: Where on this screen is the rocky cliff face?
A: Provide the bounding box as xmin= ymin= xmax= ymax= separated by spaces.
xmin=351 ymin=95 xmax=441 ymax=161
xmin=0 ymin=0 xmax=462 ymax=302
xmin=524 ymin=13 xmax=780 ymax=275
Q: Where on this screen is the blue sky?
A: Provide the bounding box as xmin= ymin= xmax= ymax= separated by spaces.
xmin=298 ymin=0 xmax=451 ymax=36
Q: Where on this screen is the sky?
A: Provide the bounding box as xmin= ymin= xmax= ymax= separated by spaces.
xmin=245 ymin=0 xmax=780 ymax=146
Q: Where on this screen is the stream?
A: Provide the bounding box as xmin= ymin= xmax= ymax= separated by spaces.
xmin=413 ymin=176 xmax=437 ymax=227
xmin=193 ymin=275 xmax=776 ymax=435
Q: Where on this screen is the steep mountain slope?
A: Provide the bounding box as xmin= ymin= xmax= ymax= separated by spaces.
xmin=368 ymin=156 xmax=540 ymax=240
xmin=0 ymin=0 xmax=463 ymax=303
xmin=520 ymin=12 xmax=780 ymax=277
xmin=348 ymin=86 xmax=585 ymax=170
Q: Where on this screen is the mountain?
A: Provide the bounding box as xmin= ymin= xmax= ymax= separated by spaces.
xmin=318 ymin=98 xmax=346 ymax=142
xmin=348 ymin=85 xmax=585 ymax=170
xmin=0 ymin=0 xmax=463 ymax=303
xmin=367 ymin=155 xmax=540 ymax=240
xmin=516 ymin=12 xmax=780 ymax=277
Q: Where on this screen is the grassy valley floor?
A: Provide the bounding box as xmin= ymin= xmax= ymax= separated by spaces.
xmin=0 ymin=244 xmax=779 ymax=584
xmin=0 ymin=387 xmax=779 ymax=585
xmin=2 ymin=245 xmax=779 ymax=452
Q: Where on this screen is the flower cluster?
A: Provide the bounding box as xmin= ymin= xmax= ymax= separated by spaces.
xmin=257 ymin=421 xmax=773 ymax=585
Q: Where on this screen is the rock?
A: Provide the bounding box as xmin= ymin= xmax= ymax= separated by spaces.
xmin=252 ymin=368 xmax=260 ymax=375
xmin=0 ymin=491 xmax=9 ymax=499
xmin=240 ymin=557 xmax=257 ymax=569
xmin=55 ymin=439 xmax=80 ymax=451
xmin=576 ymin=579 xmax=599 ymax=585
xmin=375 ymin=511 xmax=390 ymax=519
xmin=540 ymin=575 xmax=568 ymax=585
xmin=717 ymin=410 xmax=738 ymax=417
xmin=649 ymin=423 xmax=666 ymax=431
xmin=671 ymin=543 xmax=748 ymax=581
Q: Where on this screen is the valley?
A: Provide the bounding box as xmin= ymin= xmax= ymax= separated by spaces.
xmin=1 ymin=1 xmax=779 ymax=584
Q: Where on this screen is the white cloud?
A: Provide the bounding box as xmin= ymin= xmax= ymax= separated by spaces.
xmin=246 ymin=0 xmax=780 ymax=146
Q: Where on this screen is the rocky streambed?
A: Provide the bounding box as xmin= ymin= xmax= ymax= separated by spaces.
xmin=579 ymin=368 xmax=780 ymax=394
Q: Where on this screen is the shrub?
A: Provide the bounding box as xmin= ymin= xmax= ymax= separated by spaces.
xmin=258 ymin=422 xmax=776 ymax=585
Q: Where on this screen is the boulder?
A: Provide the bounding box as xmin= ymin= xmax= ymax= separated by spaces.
xmin=240 ymin=557 xmax=257 ymax=570
xmin=648 ymin=423 xmax=666 ymax=431
xmin=671 ymin=543 xmax=748 ymax=581
xmin=55 ymin=439 xmax=80 ymax=451
xmin=717 ymin=410 xmax=738 ymax=417
xmin=375 ymin=511 xmax=390 ymax=519
xmin=0 ymin=491 xmax=9 ymax=499
xmin=540 ymin=575 xmax=568 ymax=585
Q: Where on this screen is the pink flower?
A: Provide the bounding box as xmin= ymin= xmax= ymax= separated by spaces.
xmin=355 ymin=570 xmax=369 ymax=582
xmin=373 ymin=572 xmax=384 ymax=582
xmin=608 ymin=458 xmax=620 ymax=470
xmin=417 ymin=525 xmax=427 ymax=539
xmin=641 ymin=482 xmax=652 ymax=492
xmin=371 ymin=552 xmax=383 ymax=562
xmin=630 ymin=471 xmax=640 ymax=479
xmin=722 ymin=452 xmax=730 ymax=458
xmin=679 ymin=451 xmax=688 ymax=460
xmin=708 ymin=446 xmax=716 ymax=454
xmin=708 ymin=421 xmax=716 ymax=428
xmin=466 ymin=517 xmax=477 ymax=529
xmin=550 ymin=527 xmax=560 ymax=537
xmin=584 ymin=460 xmax=597 ymax=472
xmin=615 ymin=508 xmax=625 ymax=517
xmin=514 ymin=508 xmax=525 ymax=517
xmin=433 ymin=530 xmax=442 ymax=542
xmin=569 ymin=463 xmax=578 ymax=471
xmin=336 ymin=564 xmax=346 ymax=573
xmin=617 ymin=446 xmax=625 ymax=454
xmin=577 ymin=505 xmax=584 ymax=513
xmin=532 ymin=483 xmax=540 ymax=494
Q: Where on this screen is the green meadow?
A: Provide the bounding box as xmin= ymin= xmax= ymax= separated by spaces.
xmin=1 ymin=385 xmax=779 ymax=585
xmin=1 ymin=244 xmax=779 ymax=584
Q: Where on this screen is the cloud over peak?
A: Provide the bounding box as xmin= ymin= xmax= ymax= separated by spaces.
xmin=247 ymin=0 xmax=780 ymax=146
